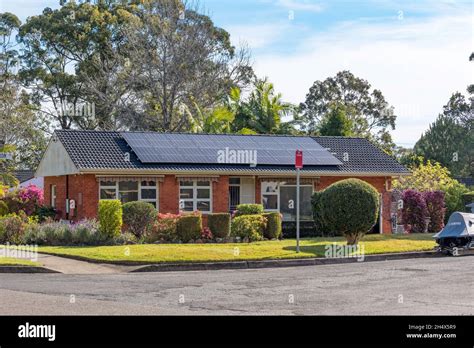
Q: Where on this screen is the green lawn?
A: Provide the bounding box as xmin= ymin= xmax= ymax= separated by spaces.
xmin=37 ymin=233 xmax=436 ymax=264
xmin=0 ymin=257 xmax=39 ymax=266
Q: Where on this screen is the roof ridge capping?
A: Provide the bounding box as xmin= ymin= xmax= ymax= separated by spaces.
xmin=54 ymin=129 xmax=371 ymax=139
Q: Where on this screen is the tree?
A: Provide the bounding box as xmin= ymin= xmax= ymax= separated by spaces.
xmin=414 ymin=86 xmax=473 ymax=177
xmin=18 ymin=5 xmax=82 ymax=129
xmin=231 ymin=78 xmax=295 ymax=134
xmin=318 ymin=102 xmax=353 ymax=136
xmin=298 ymin=70 xmax=396 ymax=151
xmin=393 ymin=161 xmax=469 ymax=221
xmin=319 ymin=178 xmax=380 ymax=245
xmin=123 ymin=0 xmax=253 ymax=132
xmin=0 ymin=12 xmax=47 ymax=170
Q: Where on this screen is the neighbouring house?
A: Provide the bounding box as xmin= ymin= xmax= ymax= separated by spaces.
xmin=14 ymin=170 xmax=44 ymax=189
xmin=35 ymin=130 xmax=410 ymax=234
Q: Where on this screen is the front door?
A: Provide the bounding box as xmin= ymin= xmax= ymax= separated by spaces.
xmin=229 ymin=178 xmax=240 ymax=212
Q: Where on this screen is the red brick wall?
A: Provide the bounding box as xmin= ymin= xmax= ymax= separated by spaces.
xmin=43 ymin=174 xmax=98 ymax=221
xmin=212 ymin=175 xmax=229 ymax=213
xmin=159 ymin=175 xmax=179 ymax=214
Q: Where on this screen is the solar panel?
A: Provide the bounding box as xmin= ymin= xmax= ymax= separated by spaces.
xmin=120 ymin=132 xmax=342 ymax=166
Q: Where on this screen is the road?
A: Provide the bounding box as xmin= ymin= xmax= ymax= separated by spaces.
xmin=0 ymin=256 xmax=473 ymax=315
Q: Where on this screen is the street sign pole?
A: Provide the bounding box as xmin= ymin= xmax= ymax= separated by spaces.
xmin=295 ymin=150 xmax=303 ymax=253
xmin=296 ymin=166 xmax=300 ymax=253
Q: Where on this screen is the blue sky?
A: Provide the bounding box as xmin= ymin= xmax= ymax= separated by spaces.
xmin=1 ymin=0 xmax=472 ymax=147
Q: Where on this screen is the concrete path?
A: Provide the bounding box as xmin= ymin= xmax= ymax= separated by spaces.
xmin=16 ymin=253 xmax=138 ymax=274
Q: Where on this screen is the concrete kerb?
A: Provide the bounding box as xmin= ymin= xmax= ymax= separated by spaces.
xmin=3 ymin=250 xmax=465 ymax=274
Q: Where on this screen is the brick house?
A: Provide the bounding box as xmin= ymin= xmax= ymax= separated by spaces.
xmin=35 ymin=130 xmax=410 ymax=234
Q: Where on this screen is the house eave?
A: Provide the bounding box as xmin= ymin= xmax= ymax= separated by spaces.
xmin=78 ymin=167 xmax=411 ymax=177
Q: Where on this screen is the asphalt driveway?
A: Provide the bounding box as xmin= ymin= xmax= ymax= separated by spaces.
xmin=0 ymin=256 xmax=472 ymax=315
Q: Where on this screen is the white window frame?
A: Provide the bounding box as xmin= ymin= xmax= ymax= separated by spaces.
xmin=179 ymin=180 xmax=212 ymax=213
xmin=261 ymin=181 xmax=314 ymax=219
xmin=98 ymin=180 xmax=159 ymax=209
xmin=261 ymin=181 xmax=279 ymax=212
xmin=51 ymin=185 xmax=56 ymax=208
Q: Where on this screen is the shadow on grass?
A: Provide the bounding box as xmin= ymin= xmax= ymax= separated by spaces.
xmin=282 ymin=244 xmax=328 ymax=257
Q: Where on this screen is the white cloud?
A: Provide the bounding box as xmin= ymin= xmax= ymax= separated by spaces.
xmin=251 ymin=14 xmax=473 ymax=146
xmin=226 ymin=23 xmax=289 ymax=49
xmin=275 ymin=0 xmax=324 ymax=12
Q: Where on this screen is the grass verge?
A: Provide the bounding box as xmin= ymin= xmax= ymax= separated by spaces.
xmin=0 ymin=257 xmax=39 ymax=266
xmin=36 ymin=233 xmax=436 ymax=264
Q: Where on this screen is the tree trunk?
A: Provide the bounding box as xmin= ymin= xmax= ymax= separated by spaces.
xmin=346 ymin=233 xmax=361 ymax=245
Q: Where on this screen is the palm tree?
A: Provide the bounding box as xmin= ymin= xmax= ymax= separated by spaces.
xmin=233 ymin=78 xmax=294 ymax=134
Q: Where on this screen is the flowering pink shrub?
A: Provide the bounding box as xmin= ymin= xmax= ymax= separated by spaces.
xmin=3 ymin=185 xmax=44 ymax=216
xmin=423 ymin=191 xmax=445 ymax=232
xmin=17 ymin=185 xmax=44 ymax=215
xmin=401 ymin=189 xmax=428 ymax=233
xmin=201 ymin=226 xmax=213 ymax=240
xmin=148 ymin=212 xmax=183 ymax=242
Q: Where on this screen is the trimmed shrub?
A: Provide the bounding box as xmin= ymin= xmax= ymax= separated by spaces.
xmin=0 ymin=200 xmax=8 ymax=216
xmin=231 ymin=214 xmax=266 ymax=242
xmin=207 ymin=213 xmax=231 ymax=238
xmin=98 ymin=200 xmax=122 ymax=238
xmin=0 ymin=213 xmax=29 ymax=244
xmin=35 ymin=206 xmax=56 ymax=222
xmin=113 ymin=232 xmax=138 ymax=245
xmin=311 ymin=191 xmax=330 ymax=235
xmin=319 ymin=179 xmax=380 ymax=245
xmin=177 ymin=212 xmax=202 ymax=242
xmin=423 ymin=191 xmax=445 ymax=232
xmin=262 ymin=212 xmax=282 ymax=239
xmin=234 ymin=204 xmax=264 ymax=216
xmin=122 ymin=201 xmax=155 ymax=238
xmin=148 ymin=213 xmax=181 ymax=243
xmin=401 ymin=189 xmax=428 ymax=233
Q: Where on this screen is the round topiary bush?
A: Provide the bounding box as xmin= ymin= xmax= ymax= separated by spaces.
xmin=319 ymin=178 xmax=380 ymax=245
xmin=122 ymin=201 xmax=156 ymax=238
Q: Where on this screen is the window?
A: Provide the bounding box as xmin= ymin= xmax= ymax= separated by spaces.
xmin=261 ymin=182 xmax=278 ymax=211
xmin=179 ymin=180 xmax=211 ymax=213
xmin=119 ymin=181 xmax=138 ymax=203
xmin=99 ymin=180 xmax=158 ymax=208
xmin=51 ymin=185 xmax=56 ymax=208
xmin=279 ymin=185 xmax=313 ymax=221
xmin=261 ymin=181 xmax=313 ymax=221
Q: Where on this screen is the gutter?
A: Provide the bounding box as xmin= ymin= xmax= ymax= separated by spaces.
xmin=79 ymin=168 xmax=411 ymax=177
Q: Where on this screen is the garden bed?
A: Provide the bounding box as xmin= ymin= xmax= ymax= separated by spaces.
xmin=36 ymin=234 xmax=436 ymax=264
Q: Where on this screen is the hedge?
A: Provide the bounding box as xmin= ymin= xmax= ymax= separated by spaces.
xmin=177 ymin=213 xmax=202 ymax=242
xmin=231 ymin=214 xmax=266 ymax=242
xmin=122 ymin=201 xmax=155 ymax=238
xmin=207 ymin=213 xmax=231 ymax=238
xmin=401 ymin=189 xmax=428 ymax=233
xmin=234 ymin=204 xmax=264 ymax=216
xmin=262 ymin=212 xmax=282 ymax=239
xmin=98 ymin=200 xmax=122 ymax=238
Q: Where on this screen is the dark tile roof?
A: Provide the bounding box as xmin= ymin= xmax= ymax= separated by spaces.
xmin=312 ymin=136 xmax=409 ymax=175
xmin=14 ymin=170 xmax=36 ymax=183
xmin=54 ymin=130 xmax=409 ymax=175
